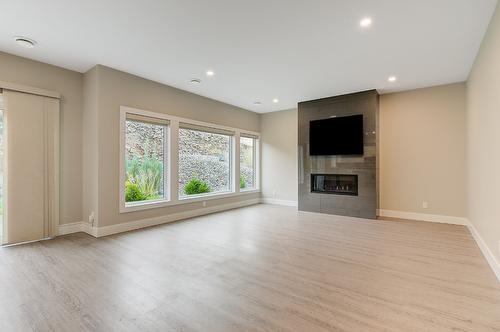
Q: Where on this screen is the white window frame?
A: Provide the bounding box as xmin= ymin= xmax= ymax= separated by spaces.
xmin=178 ymin=125 xmax=234 ymax=200
xmin=120 ymin=109 xmax=171 ymax=213
xmin=239 ymin=135 xmax=259 ymax=192
xmin=119 ymin=106 xmax=260 ymax=213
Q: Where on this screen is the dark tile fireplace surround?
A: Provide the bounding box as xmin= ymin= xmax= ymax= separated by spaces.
xmin=298 ymin=90 xmax=379 ymax=219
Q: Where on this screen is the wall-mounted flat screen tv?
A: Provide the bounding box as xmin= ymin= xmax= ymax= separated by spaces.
xmin=309 ymin=114 xmax=364 ymax=156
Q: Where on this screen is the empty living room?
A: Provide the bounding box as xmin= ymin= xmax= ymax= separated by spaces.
xmin=1 ymin=0 xmax=500 ymax=331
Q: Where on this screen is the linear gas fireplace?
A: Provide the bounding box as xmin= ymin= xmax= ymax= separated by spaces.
xmin=311 ymin=174 xmax=358 ymax=196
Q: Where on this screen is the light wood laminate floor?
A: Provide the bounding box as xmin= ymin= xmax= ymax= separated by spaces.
xmin=1 ymin=204 xmax=499 ymax=331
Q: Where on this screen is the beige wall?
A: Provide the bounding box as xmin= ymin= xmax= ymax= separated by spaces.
xmin=82 ymin=66 xmax=99 ymax=225
xmin=467 ymin=3 xmax=500 ymax=263
xmin=379 ymin=83 xmax=467 ymax=217
xmin=260 ymin=109 xmax=298 ymax=203
xmin=0 ymin=52 xmax=83 ymax=225
xmin=91 ymin=65 xmax=260 ymax=227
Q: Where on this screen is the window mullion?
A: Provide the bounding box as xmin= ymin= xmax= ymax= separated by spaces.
xmin=253 ymin=138 xmax=257 ymax=190
xmin=169 ymin=120 xmax=180 ymax=203
xmin=256 ymin=138 xmax=260 ymax=190
xmin=163 ymin=125 xmax=169 ymax=201
xmin=234 ymin=132 xmax=240 ymax=194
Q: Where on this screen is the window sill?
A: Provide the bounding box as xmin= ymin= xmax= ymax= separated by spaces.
xmin=240 ymin=187 xmax=257 ymax=193
xmin=121 ymin=198 xmax=171 ymax=213
xmin=120 ymin=189 xmax=260 ymax=214
xmin=178 ymin=189 xmax=260 ymax=203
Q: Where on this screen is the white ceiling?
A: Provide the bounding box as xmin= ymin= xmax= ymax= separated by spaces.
xmin=0 ymin=0 xmax=497 ymax=113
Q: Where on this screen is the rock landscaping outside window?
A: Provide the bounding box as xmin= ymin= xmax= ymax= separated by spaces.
xmin=125 ymin=119 xmax=166 ymax=203
xmin=178 ymin=128 xmax=231 ymax=196
xmin=240 ymin=136 xmax=256 ymax=189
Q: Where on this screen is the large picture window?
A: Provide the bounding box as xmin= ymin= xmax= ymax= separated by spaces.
xmin=240 ymin=135 xmax=257 ymax=190
xmin=124 ymin=115 xmax=168 ymax=205
xmin=120 ymin=107 xmax=259 ymax=212
xmin=178 ymin=125 xmax=233 ymax=197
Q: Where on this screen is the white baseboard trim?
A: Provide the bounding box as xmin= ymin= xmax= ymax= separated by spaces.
xmin=466 ymin=221 xmax=500 ymax=283
xmin=58 ymin=199 xmax=260 ymax=238
xmin=57 ymin=222 xmax=85 ymax=236
xmin=260 ymin=198 xmax=298 ymax=207
xmin=57 ymin=221 xmax=98 ymax=237
xmin=57 ymin=199 xmax=260 ymax=238
xmin=377 ymin=210 xmax=499 ymax=282
xmin=95 ymin=198 xmax=260 ymax=237
xmin=82 ymin=222 xmax=99 ymax=237
xmin=377 ymin=209 xmax=468 ymax=225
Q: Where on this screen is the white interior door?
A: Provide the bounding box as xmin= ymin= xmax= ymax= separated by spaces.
xmin=3 ymin=90 xmax=60 ymax=245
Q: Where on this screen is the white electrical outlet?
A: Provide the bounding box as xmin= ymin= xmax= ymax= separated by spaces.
xmin=272 ymin=190 xmax=277 ymax=198
xmin=202 ymin=201 xmax=207 ymax=207
xmin=422 ymin=201 xmax=428 ymax=209
xmin=498 ymin=240 xmax=500 ymax=256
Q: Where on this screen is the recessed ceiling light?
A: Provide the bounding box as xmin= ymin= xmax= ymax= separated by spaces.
xmin=206 ymin=70 xmax=214 ymax=77
xmin=272 ymin=98 xmax=279 ymax=103
xmin=360 ymin=17 xmax=372 ymax=28
xmin=254 ymin=101 xmax=262 ymax=106
xmin=388 ymin=76 xmax=397 ymax=82
xmin=190 ymin=78 xmax=201 ymax=84
xmin=14 ymin=36 xmax=37 ymax=48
